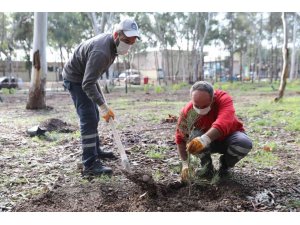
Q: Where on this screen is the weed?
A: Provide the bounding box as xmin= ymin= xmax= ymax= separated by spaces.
xmin=152 ymin=170 xmax=162 ymax=181
xmin=154 ymin=85 xmax=163 ymax=94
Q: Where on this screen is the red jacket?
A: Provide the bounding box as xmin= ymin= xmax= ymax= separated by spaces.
xmin=175 ymin=90 xmax=244 ymax=144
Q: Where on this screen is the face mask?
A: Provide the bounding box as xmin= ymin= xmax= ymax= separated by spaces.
xmin=193 ymin=104 xmax=211 ymax=115
xmin=116 ymin=40 xmax=131 ymax=55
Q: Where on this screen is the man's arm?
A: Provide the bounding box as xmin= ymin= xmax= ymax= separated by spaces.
xmin=177 ymin=142 xmax=188 ymax=161
xmin=205 ymin=127 xmax=222 ymax=142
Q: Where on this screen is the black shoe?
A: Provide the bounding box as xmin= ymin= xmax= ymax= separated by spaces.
xmin=217 ymin=165 xmax=233 ymax=179
xmin=98 ymin=150 xmax=118 ymax=160
xmin=82 ymin=160 xmax=113 ymax=176
xmin=218 ymin=156 xmax=232 ymax=179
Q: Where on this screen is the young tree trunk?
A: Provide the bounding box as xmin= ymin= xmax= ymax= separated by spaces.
xmin=289 ymin=12 xmax=297 ymax=80
xmin=275 ymin=12 xmax=289 ymax=102
xmin=26 ymin=12 xmax=47 ymax=110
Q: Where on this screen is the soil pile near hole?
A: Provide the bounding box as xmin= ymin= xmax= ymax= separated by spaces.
xmin=39 ymin=118 xmax=77 ymax=133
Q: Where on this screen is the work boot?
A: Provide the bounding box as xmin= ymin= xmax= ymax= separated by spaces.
xmin=98 ymin=149 xmax=118 ymax=160
xmin=82 ymin=159 xmax=113 ymax=177
xmin=217 ymin=156 xmax=232 ymax=179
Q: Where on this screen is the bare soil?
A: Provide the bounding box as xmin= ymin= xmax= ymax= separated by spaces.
xmin=0 ymin=87 xmax=299 ymax=212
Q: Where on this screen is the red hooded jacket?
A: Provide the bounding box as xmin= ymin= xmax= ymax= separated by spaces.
xmin=175 ymin=90 xmax=244 ymax=144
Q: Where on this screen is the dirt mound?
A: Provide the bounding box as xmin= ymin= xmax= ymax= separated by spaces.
xmin=39 ymin=118 xmax=77 ymax=133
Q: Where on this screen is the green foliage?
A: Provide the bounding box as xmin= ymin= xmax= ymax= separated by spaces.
xmin=246 ymin=150 xmax=279 ymax=168
xmin=1 ymin=88 xmax=11 ymax=95
xmin=171 ymin=82 xmax=188 ymax=92
xmin=144 ymin=84 xmax=150 ymax=93
xmin=152 ymin=170 xmax=163 ymax=181
xmin=154 ymin=85 xmax=164 ymax=94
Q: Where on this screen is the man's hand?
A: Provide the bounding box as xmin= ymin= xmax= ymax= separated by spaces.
xmin=187 ymin=134 xmax=211 ymax=155
xmin=181 ymin=160 xmax=189 ymax=182
xmin=100 ymin=103 xmax=115 ymax=122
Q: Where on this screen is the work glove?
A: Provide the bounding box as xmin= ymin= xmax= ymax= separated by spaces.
xmin=180 ymin=160 xmax=189 ymax=182
xmin=187 ymin=134 xmax=211 ymax=155
xmin=100 ymin=103 xmax=115 ymax=122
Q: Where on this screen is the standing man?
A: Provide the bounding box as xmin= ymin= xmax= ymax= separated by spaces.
xmin=62 ymin=18 xmax=140 ymax=176
xmin=175 ymin=81 xmax=252 ymax=181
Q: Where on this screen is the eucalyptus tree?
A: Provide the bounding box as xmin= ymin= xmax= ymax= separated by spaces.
xmin=0 ymin=13 xmax=14 ymax=77
xmin=289 ymin=12 xmax=298 ymax=80
xmin=48 ymin=12 xmax=91 ymax=69
xmin=173 ymin=12 xmax=189 ymax=82
xmin=26 ymin=12 xmax=48 ymax=109
xmin=11 ymin=12 xmax=34 ymax=79
xmin=275 ymin=12 xmax=289 ymax=102
xmin=219 ymin=12 xmax=252 ymax=82
xmin=0 ymin=13 xmax=10 ymax=60
xmin=219 ymin=12 xmax=237 ymax=82
xmin=134 ymin=12 xmax=177 ymax=82
xmin=186 ymin=12 xmax=213 ymax=82
xmin=265 ymin=12 xmax=282 ymax=83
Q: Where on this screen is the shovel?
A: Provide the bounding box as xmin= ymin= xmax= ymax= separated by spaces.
xmin=96 ymin=81 xmax=131 ymax=172
xmin=108 ymin=118 xmax=131 ymax=172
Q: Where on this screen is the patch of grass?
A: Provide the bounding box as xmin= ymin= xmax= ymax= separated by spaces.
xmin=171 ymin=82 xmax=188 ymax=92
xmin=287 ymin=199 xmax=300 ymax=209
xmin=1 ymin=88 xmax=16 ymax=95
xmin=146 ymin=149 xmax=164 ymax=159
xmin=168 ymin=164 xmax=181 ymax=174
xmin=146 ymin=145 xmax=165 ymax=159
xmin=152 ymin=170 xmax=162 ymax=181
xmin=23 ymin=187 xmax=44 ymax=198
xmin=236 ymin=96 xmax=300 ymax=133
xmin=94 ymin=174 xmax=113 ymax=183
xmin=245 ymin=150 xmax=279 ymax=168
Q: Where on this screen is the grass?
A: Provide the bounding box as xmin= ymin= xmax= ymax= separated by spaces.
xmin=152 ymin=170 xmax=163 ymax=181
xmin=236 ymin=96 xmax=300 ymax=133
xmin=214 ymin=80 xmax=300 ymax=93
xmin=287 ymin=200 xmax=300 ymax=209
xmin=243 ymin=150 xmax=279 ymax=168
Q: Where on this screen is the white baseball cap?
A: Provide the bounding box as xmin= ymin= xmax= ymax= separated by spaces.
xmin=116 ymin=18 xmax=140 ymax=39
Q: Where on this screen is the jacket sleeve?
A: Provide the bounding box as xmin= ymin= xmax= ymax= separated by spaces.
xmin=82 ymin=50 xmax=109 ymax=106
xmin=175 ymin=109 xmax=187 ymax=145
xmin=211 ymin=93 xmax=236 ymax=137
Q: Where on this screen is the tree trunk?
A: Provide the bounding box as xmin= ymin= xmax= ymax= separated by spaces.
xmin=275 ymin=12 xmax=289 ymax=102
xmin=257 ymin=13 xmax=263 ymax=82
xmin=26 ymin=12 xmax=48 ymax=110
xmin=289 ymin=12 xmax=297 ymax=80
xmin=87 ymin=12 xmax=100 ymax=35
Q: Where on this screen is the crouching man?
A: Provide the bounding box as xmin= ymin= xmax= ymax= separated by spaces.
xmin=175 ymin=81 xmax=252 ymax=181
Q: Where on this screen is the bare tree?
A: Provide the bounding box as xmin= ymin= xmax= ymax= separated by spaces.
xmin=275 ymin=12 xmax=289 ymax=102
xmin=26 ymin=12 xmax=48 ymax=109
xmin=289 ymin=12 xmax=298 ymax=80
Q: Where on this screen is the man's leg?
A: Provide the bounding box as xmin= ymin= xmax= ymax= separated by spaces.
xmin=63 ymin=79 xmax=112 ymax=175
xmin=216 ymin=131 xmax=252 ymax=176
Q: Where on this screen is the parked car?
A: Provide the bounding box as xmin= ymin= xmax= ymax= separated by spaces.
xmin=0 ymin=76 xmax=20 ymax=89
xmin=125 ymin=74 xmax=141 ymax=85
xmin=116 ymin=69 xmax=141 ymax=85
